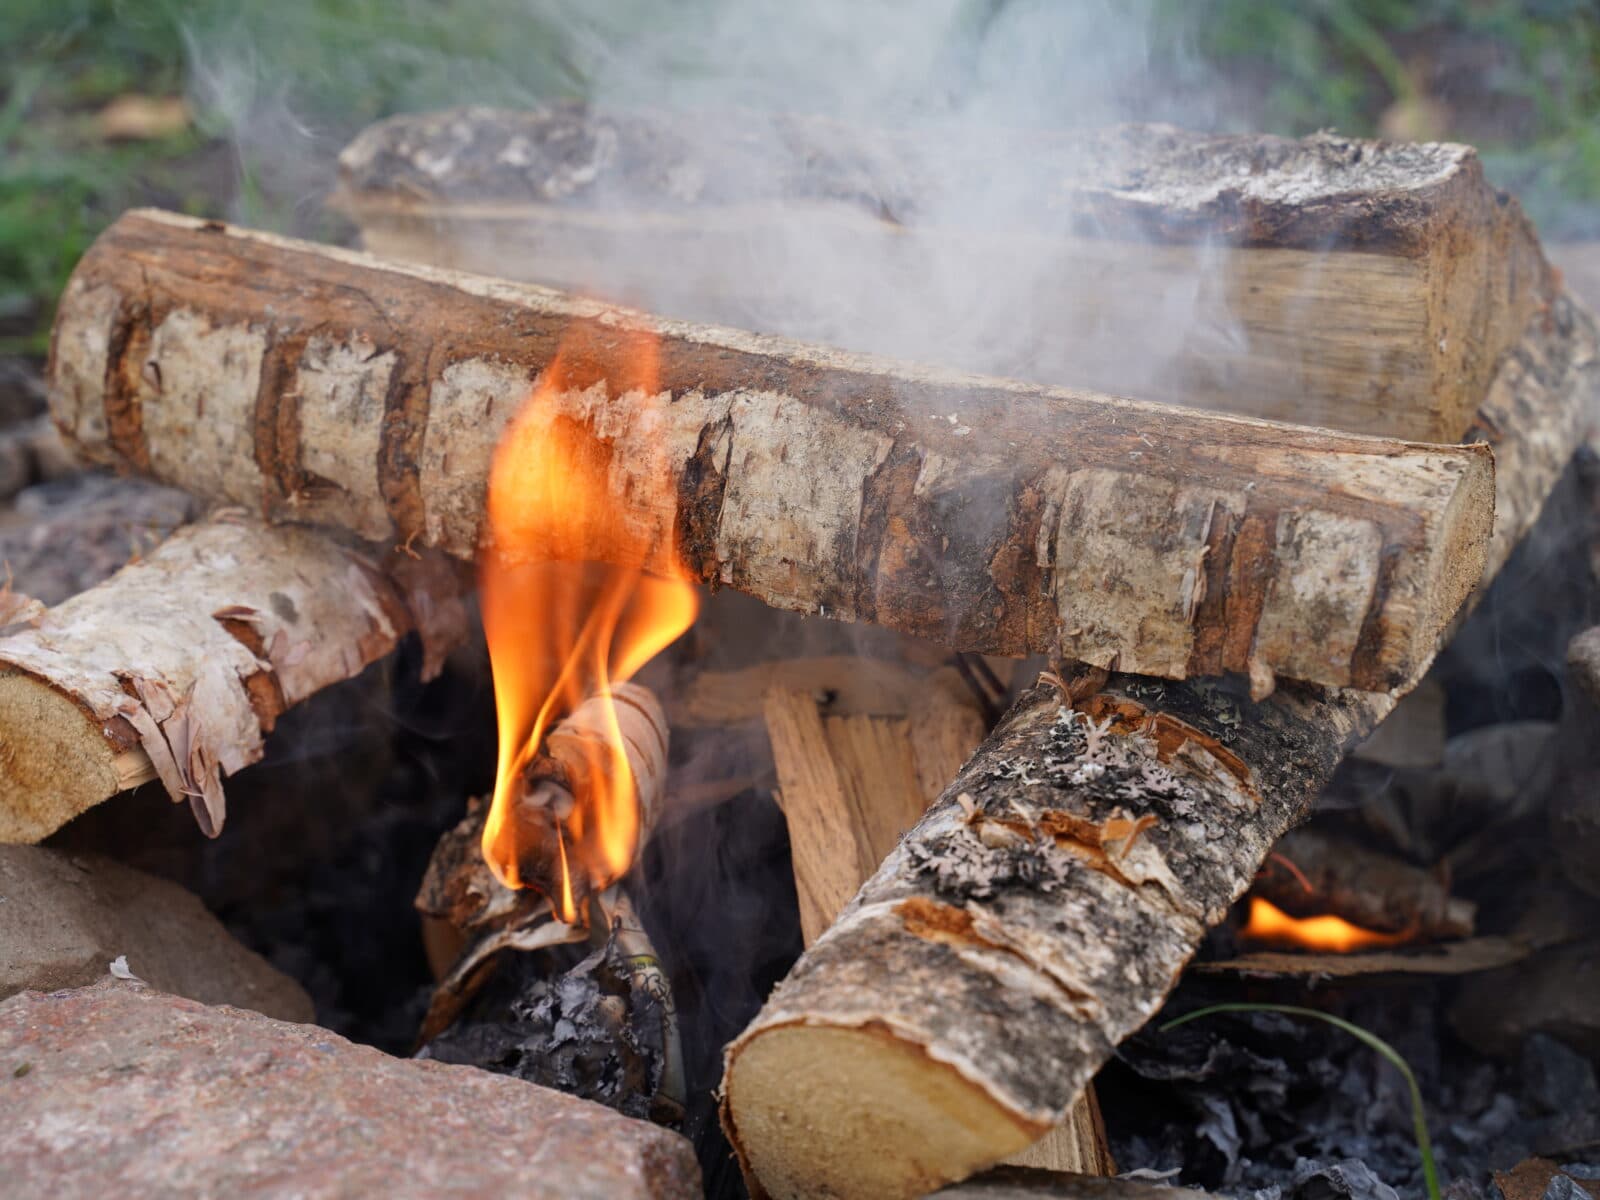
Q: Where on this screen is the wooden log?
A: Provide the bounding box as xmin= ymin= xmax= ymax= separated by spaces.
xmin=718 ymin=294 xmax=1599 ymax=1200
xmin=0 ymin=515 xmax=468 ymax=843
xmin=52 ymin=210 xmax=1495 ymax=695
xmin=760 ymin=678 xmax=1113 ymax=1177
xmin=332 ymin=106 xmax=1555 ymax=443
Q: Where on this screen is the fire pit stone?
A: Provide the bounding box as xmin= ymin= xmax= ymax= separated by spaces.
xmin=0 ymin=977 xmax=702 ymax=1200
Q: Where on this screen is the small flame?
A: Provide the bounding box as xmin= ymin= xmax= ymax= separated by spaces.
xmin=479 ymin=326 xmax=698 ymax=920
xmin=1241 ymin=897 xmax=1409 ymax=954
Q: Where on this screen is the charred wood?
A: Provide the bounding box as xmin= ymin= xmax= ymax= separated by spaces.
xmin=1253 ymin=826 xmax=1474 ymax=940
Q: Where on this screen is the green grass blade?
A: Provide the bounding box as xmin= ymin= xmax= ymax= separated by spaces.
xmin=1160 ymin=1002 xmax=1439 ymax=1200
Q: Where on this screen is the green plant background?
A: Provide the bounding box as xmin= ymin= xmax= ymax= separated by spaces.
xmin=4 ymin=0 xmax=1598 ymax=352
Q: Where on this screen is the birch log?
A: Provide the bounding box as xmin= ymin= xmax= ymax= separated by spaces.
xmin=335 ymin=107 xmax=1555 ymax=444
xmin=0 ymin=517 xmax=468 ymax=843
xmin=50 ymin=209 xmax=1494 ymax=695
xmin=718 ymin=294 xmax=1598 ymax=1200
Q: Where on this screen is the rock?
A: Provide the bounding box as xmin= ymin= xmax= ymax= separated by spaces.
xmin=1452 ymin=940 xmax=1600 ymax=1062
xmin=0 ymin=432 xmax=28 ymax=500
xmin=1555 ymin=628 xmax=1600 ymax=899
xmin=0 ymin=845 xmax=312 ymax=1022
xmin=1353 ymin=678 xmax=1446 ymax=769
xmin=0 ymin=358 xmax=45 ymax=428
xmin=0 ymin=472 xmax=192 ymax=604
xmin=0 ymin=979 xmax=701 ymax=1199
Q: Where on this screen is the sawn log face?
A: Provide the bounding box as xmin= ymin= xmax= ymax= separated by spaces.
xmin=52 ymin=210 xmax=1492 ymax=693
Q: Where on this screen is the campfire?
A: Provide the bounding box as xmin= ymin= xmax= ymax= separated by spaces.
xmin=2 ymin=100 xmax=1598 ymax=1200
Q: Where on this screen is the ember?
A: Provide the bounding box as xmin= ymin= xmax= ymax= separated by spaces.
xmin=1239 ymin=896 xmax=1409 ymax=955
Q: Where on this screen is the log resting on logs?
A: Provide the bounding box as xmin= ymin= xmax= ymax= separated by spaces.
xmin=50 ymin=209 xmax=1495 ymax=694
xmin=334 ymin=107 xmax=1555 ymax=444
xmin=0 ymin=516 xmax=468 ymax=842
xmin=718 ymin=294 xmax=1599 ymax=1200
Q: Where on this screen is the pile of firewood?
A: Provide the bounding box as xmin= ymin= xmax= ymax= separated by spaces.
xmin=2 ymin=108 xmax=1596 ymax=1200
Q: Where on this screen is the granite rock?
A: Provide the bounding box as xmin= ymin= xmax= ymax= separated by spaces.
xmin=0 ymin=978 xmax=702 ymax=1199
xmin=0 ymin=845 xmax=312 ymax=1022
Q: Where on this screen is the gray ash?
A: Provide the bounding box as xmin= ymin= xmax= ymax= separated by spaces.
xmin=422 ymin=932 xmax=673 ymax=1123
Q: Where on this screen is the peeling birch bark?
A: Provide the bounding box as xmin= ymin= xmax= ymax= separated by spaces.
xmin=0 ymin=516 xmax=469 ymax=843
xmin=50 ymin=209 xmax=1494 ymax=694
xmin=718 ymin=294 xmax=1598 ymax=1200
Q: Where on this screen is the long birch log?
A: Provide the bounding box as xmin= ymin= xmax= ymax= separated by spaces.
xmin=0 ymin=516 xmax=468 ymax=843
xmin=718 ymin=294 xmax=1598 ymax=1200
xmin=335 ymin=109 xmax=1554 ymax=445
xmin=51 ymin=209 xmax=1493 ymax=695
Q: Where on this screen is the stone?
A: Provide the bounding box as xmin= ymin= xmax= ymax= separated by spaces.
xmin=0 ymin=979 xmax=701 ymax=1199
xmin=0 ymin=845 xmax=312 ymax=1022
xmin=1451 ymin=940 xmax=1600 ymax=1062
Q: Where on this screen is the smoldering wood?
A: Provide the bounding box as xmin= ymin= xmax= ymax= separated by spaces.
xmin=718 ymin=294 xmax=1600 ymax=1200
xmin=1195 ymin=936 xmax=1533 ymax=980
xmin=421 ymin=888 xmax=685 ymax=1125
xmin=333 ymin=105 xmax=1554 ymax=444
xmin=415 ymin=684 xmax=669 ymax=1039
xmin=0 ymin=514 xmax=468 ymax=843
xmin=52 ymin=210 xmax=1496 ymax=696
xmin=1253 ymin=825 xmax=1475 ymax=939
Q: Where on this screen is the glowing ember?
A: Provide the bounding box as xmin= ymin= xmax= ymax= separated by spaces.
xmin=1241 ymin=897 xmax=1410 ymax=954
xmin=479 ymin=327 xmax=697 ymax=920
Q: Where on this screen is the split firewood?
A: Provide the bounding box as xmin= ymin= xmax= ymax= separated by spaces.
xmin=333 ymin=106 xmax=1554 ymax=443
xmin=1253 ymin=826 xmax=1475 ymax=940
xmin=0 ymin=514 xmax=468 ymax=843
xmin=760 ymin=677 xmax=1114 ymax=1177
xmin=51 ymin=209 xmax=1496 ymax=695
xmin=718 ymin=294 xmax=1599 ymax=1200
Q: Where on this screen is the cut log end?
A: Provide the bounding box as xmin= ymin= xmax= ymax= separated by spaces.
xmin=723 ymin=1024 xmax=1043 ymax=1200
xmin=1419 ymin=447 xmax=1497 ymax=664
xmin=0 ymin=672 xmax=121 ymax=843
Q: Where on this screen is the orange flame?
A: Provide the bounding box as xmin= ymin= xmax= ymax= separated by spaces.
xmin=1241 ymin=897 xmax=1410 ymax=954
xmin=479 ymin=327 xmax=698 ymax=920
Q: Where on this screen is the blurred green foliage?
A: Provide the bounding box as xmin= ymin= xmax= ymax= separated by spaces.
xmin=3 ymin=0 xmax=1600 ymax=350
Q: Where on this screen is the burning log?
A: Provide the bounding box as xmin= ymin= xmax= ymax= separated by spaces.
xmin=333 ymin=106 xmax=1554 ymax=444
xmin=415 ymin=681 xmax=684 ymax=1123
xmin=0 ymin=514 xmax=467 ymax=842
xmin=1251 ymin=826 xmax=1475 ymax=941
xmin=718 ymin=294 xmax=1599 ymax=1200
xmin=49 ymin=209 xmax=1497 ymax=695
